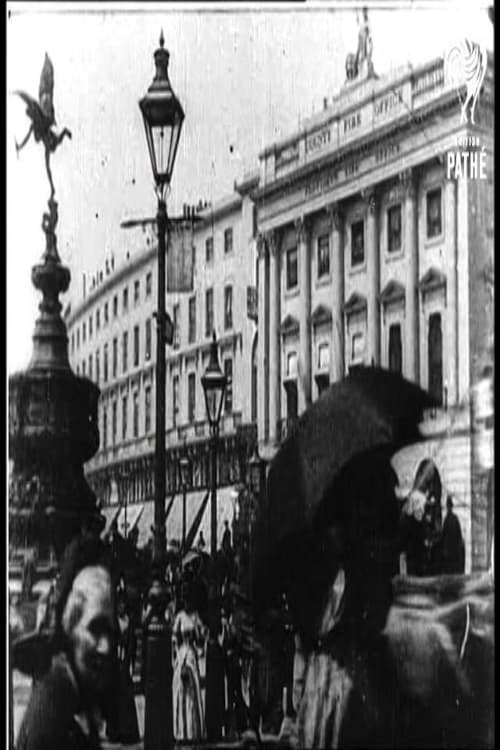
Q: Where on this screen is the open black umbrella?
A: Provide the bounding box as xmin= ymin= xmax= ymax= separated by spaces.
xmin=252 ymin=366 xmax=436 ymax=631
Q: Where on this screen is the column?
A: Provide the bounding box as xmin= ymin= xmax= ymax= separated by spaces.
xmin=400 ymin=168 xmax=419 ymax=383
xmin=296 ymin=216 xmax=311 ymax=411
xmin=455 ymin=175 xmax=470 ymax=402
xmin=268 ymin=230 xmax=281 ymax=445
xmin=327 ymin=203 xmax=345 ymax=381
xmin=362 ymin=189 xmax=380 ymax=365
xmin=256 ymin=234 xmax=268 ymax=444
xmin=444 ymin=175 xmax=458 ymax=407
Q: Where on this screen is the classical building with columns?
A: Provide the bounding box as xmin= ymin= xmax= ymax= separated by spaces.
xmin=253 ymin=51 xmax=494 ymax=571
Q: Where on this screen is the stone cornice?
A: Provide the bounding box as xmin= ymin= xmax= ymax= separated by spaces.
xmin=254 ymin=90 xmax=459 ymax=204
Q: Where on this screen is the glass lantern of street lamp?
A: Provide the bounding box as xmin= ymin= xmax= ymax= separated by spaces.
xmin=248 ymin=446 xmax=265 ymax=497
xmin=139 ymin=30 xmax=185 ymax=193
xmin=201 ymin=331 xmax=227 ymax=431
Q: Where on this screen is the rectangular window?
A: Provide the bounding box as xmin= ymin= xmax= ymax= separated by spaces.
xmin=285 ymin=381 xmax=298 ymax=421
xmin=426 ymin=187 xmax=442 ymax=238
xmin=205 ymin=288 xmax=214 ymax=337
xmin=76 ymin=328 xmax=80 ymax=349
xmin=188 ymin=372 xmax=196 ymax=423
xmin=134 ymin=325 xmax=140 ymax=366
xmin=134 ymin=279 xmax=140 ymax=305
xmin=173 ymin=304 xmax=180 ymax=348
xmin=224 ymin=358 xmax=233 ymax=415
xmin=224 ymin=285 xmax=233 ymax=330
xmin=206 ymin=237 xmax=214 ymax=263
xmin=286 ymin=351 xmax=298 ymax=378
xmin=82 ymin=360 xmax=86 ymax=377
xmin=188 ymin=296 xmax=196 ymax=344
xmin=122 ymin=395 xmax=127 ymax=441
xmin=96 ymin=309 xmax=100 ymax=331
xmin=224 ymin=227 xmax=233 ymax=255
xmin=145 ymin=318 xmax=152 ymax=360
xmin=76 ymin=365 xmax=80 ymax=375
xmin=317 ymin=235 xmax=330 ymax=278
xmin=133 ymin=391 xmax=139 ymax=438
xmin=388 ymin=323 xmax=402 ymax=373
xmin=428 ymin=312 xmax=443 ymax=405
xmin=113 ymin=295 xmax=118 ymax=318
xmin=351 ymin=332 xmax=365 ymax=364
xmin=82 ymin=322 xmax=86 ymax=343
xmin=102 ymin=407 xmax=107 ymax=449
xmin=145 ymin=386 xmax=151 ymax=434
xmin=123 ymin=286 xmax=128 ymax=312
xmin=104 ymin=302 xmax=108 ymax=325
xmin=146 ymin=271 xmax=152 ymax=297
xmin=112 ymin=338 xmax=117 ymax=378
xmin=351 ymin=220 xmax=365 ymax=266
xmin=89 ymin=315 xmax=93 ymax=340
xmin=387 ymin=204 xmax=402 ymax=253
xmin=286 ymin=247 xmax=298 ymax=289
xmin=112 ymin=400 xmax=117 ymax=445
xmin=173 ymin=375 xmax=179 ymax=428
xmin=96 ymin=350 xmax=100 ymax=384
xmin=103 ymin=344 xmax=108 ymax=382
xmin=88 ymin=354 xmax=93 ymax=381
xmin=122 ymin=331 xmax=128 ymax=373
xmin=71 ymin=333 xmax=75 ymax=354
xmin=318 ymin=342 xmax=330 ymax=370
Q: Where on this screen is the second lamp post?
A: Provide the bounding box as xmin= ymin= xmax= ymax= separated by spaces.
xmin=201 ymin=331 xmax=227 ymax=558
xmin=139 ymin=31 xmax=184 ymax=750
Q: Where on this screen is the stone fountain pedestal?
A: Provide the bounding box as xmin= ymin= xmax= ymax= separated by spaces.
xmin=9 ymin=198 xmax=100 ymax=592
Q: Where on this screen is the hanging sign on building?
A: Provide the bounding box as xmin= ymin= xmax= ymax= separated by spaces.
xmin=167 ymin=221 xmax=194 ymax=293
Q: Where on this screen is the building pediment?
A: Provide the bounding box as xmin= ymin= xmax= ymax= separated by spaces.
xmin=419 ymin=267 xmax=447 ymax=294
xmin=343 ymin=292 xmax=367 ymax=315
xmin=280 ymin=314 xmax=300 ymax=336
xmin=379 ymin=279 xmax=405 ymax=306
xmin=311 ymin=304 xmax=332 ymax=326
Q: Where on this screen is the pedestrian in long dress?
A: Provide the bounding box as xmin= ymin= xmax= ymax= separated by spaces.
xmin=172 ymin=590 xmax=206 ymax=741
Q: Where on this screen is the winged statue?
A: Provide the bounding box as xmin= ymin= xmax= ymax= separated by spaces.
xmin=14 ymin=53 xmax=72 ymax=201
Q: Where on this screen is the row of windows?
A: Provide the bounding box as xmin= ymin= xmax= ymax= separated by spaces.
xmin=173 ymin=286 xmax=233 ymax=347
xmin=71 ymin=271 xmax=153 ymax=354
xmin=75 ymin=319 xmax=153 ymax=382
xmin=100 ymin=358 xmax=234 ymax=450
xmin=205 ymin=226 xmax=233 ymax=263
xmin=101 ymin=387 xmax=151 ymax=449
xmin=284 ymin=187 xmax=443 ymax=290
xmin=172 ymin=358 xmax=233 ymax=428
xmin=282 ymin=313 xmax=444 ymax=421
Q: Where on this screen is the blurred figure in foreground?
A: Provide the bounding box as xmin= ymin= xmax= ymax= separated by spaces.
xmin=17 ymin=537 xmax=115 ymax=750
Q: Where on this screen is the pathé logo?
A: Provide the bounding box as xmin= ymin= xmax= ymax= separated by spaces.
xmin=445 ymin=39 xmax=487 ymax=124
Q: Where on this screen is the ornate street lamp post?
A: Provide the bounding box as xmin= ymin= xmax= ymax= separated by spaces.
xmin=139 ymin=31 xmax=184 ymax=750
xmin=247 ymin=447 xmax=265 ymax=596
xmin=179 ymin=451 xmax=192 ymax=551
xmin=201 ymin=331 xmax=227 ymax=559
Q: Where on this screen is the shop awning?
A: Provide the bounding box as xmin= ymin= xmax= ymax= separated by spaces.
xmin=135 ymin=486 xmax=241 ymax=551
xmin=101 ymin=506 xmax=120 ymax=538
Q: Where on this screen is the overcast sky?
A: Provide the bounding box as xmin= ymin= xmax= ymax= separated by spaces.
xmin=7 ymin=1 xmax=493 ymax=374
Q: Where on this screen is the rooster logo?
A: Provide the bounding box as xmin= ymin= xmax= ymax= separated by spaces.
xmin=445 ymin=39 xmax=488 ymax=124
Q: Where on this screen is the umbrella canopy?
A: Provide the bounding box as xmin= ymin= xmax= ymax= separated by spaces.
xmin=252 ymin=366 xmax=435 ymax=631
